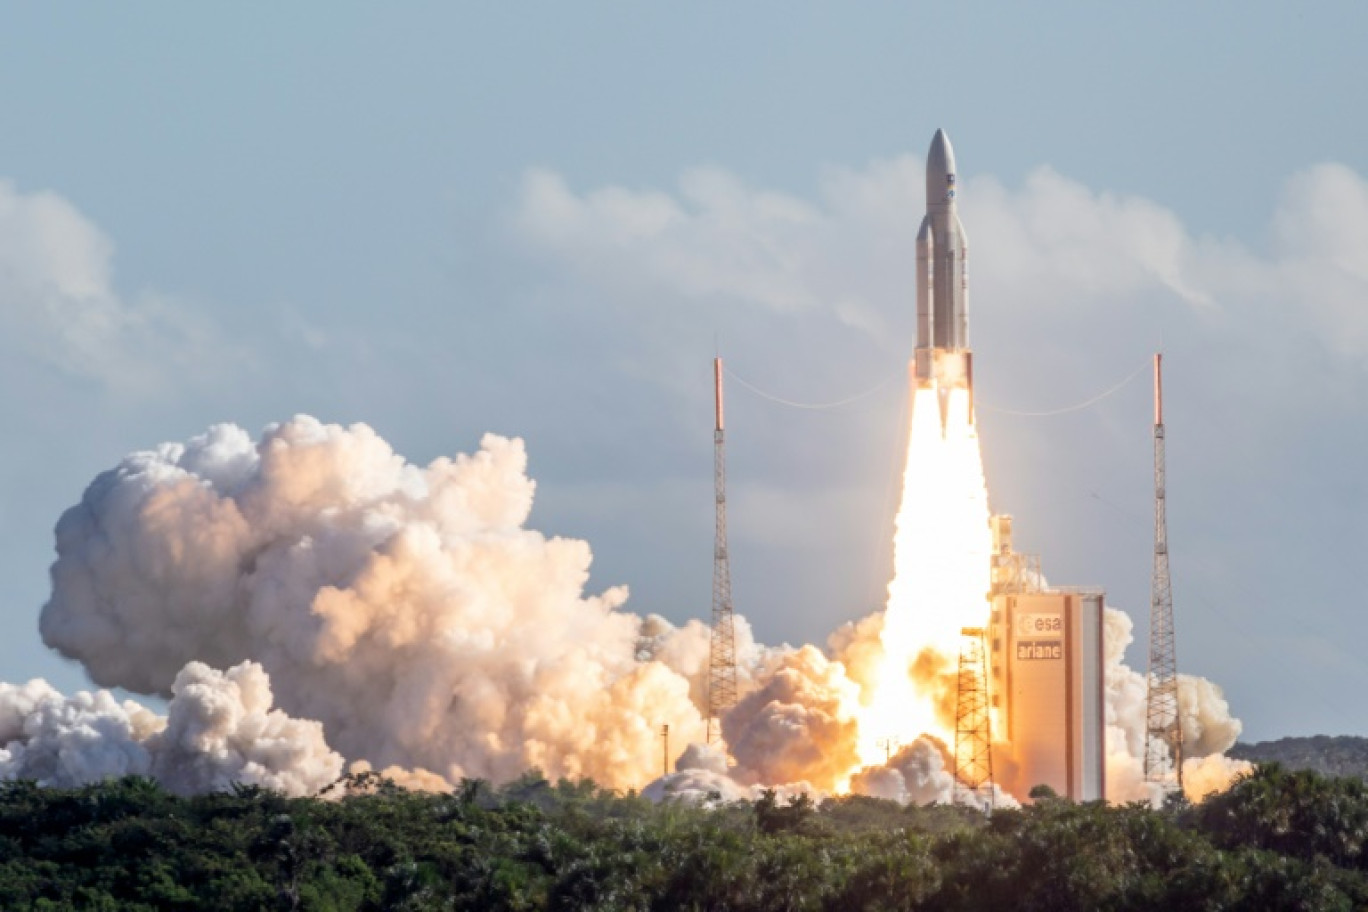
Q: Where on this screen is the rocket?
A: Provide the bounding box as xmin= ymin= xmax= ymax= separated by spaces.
xmin=913 ymin=128 xmax=973 ymax=431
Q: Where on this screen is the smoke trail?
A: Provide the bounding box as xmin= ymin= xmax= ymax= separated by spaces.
xmin=1099 ymin=607 xmax=1250 ymax=802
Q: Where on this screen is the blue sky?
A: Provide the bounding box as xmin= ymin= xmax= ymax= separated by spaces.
xmin=1 ymin=3 xmax=1365 ymax=741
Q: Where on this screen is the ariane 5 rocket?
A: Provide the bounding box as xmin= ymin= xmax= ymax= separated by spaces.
xmin=913 ymin=128 xmax=973 ymax=432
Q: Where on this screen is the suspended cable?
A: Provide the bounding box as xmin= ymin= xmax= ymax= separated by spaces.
xmin=727 ymin=356 xmax=1148 ymax=417
xmin=863 ymin=390 xmax=908 ymax=613
xmin=978 ymin=359 xmax=1150 ymax=417
xmin=723 ymin=366 xmax=901 ymax=411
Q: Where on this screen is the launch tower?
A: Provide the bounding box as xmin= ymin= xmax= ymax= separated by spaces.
xmin=707 ymin=358 xmax=739 ymax=745
xmin=1144 ymin=354 xmax=1183 ymax=790
xmin=953 ymin=626 xmax=995 ymax=809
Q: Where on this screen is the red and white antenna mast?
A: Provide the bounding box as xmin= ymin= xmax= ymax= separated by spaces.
xmin=706 ymin=358 xmax=739 ymax=745
xmin=1144 ymin=353 xmax=1183 ymax=791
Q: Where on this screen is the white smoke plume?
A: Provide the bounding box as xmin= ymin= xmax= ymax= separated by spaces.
xmin=0 ymin=661 xmax=341 ymax=796
xmin=636 ymin=611 xmax=780 ymax=714
xmin=1100 ymin=607 xmax=1251 ymax=803
xmin=39 ymin=417 xmax=707 ymax=792
xmin=643 ymin=742 xmax=746 ymax=804
xmin=721 ymin=645 xmax=860 ymax=793
xmin=19 ymin=416 xmax=1250 ymax=805
xmin=849 ymin=737 xmax=956 ymax=805
xmin=0 ymin=681 xmax=159 ymax=787
xmin=151 ymin=661 xmax=344 ymax=797
xmin=642 ymin=767 xmax=748 ymax=805
xmin=826 ymin=610 xmax=887 ymax=710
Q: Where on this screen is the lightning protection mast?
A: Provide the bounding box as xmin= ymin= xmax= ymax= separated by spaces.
xmin=706 ymin=357 xmax=739 ymax=745
xmin=1144 ymin=353 xmax=1183 ymax=792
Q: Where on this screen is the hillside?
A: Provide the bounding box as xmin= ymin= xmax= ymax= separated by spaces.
xmin=1231 ymin=736 xmax=1368 ymax=780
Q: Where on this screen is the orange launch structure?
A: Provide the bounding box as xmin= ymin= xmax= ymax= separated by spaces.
xmin=988 ymin=515 xmax=1106 ymax=801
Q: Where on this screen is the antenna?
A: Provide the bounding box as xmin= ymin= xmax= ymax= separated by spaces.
xmin=706 ymin=357 xmax=739 ymax=745
xmin=1144 ymin=353 xmax=1183 ymax=792
xmin=876 ymin=737 xmax=901 ymax=765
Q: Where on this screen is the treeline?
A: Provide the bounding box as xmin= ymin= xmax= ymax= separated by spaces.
xmin=1233 ymin=735 xmax=1368 ymax=781
xmin=3 ymin=765 xmax=1368 ymax=910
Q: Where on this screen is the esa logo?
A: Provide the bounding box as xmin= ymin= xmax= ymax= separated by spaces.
xmin=1016 ymin=613 xmax=1063 ymax=637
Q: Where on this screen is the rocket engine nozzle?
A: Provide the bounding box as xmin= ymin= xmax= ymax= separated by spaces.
xmin=912 ymin=348 xmax=975 ymax=434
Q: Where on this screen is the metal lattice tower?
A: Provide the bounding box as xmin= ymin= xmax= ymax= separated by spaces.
xmin=1144 ymin=353 xmax=1183 ymax=791
xmin=706 ymin=357 xmax=738 ymax=745
xmin=953 ymin=626 xmax=994 ymax=810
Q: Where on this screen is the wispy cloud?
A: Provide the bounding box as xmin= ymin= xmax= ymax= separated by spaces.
xmin=0 ymin=180 xmax=225 ymax=395
xmin=510 ymin=158 xmax=1368 ymax=369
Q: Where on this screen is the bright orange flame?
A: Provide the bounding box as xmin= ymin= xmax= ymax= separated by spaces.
xmin=854 ymin=384 xmax=993 ymax=768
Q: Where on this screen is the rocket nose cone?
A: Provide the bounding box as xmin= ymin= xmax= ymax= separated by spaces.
xmin=926 ymin=129 xmax=958 ymax=206
xmin=927 ymin=129 xmax=955 ymax=171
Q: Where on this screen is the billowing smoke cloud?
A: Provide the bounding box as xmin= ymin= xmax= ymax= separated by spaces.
xmin=1100 ymin=607 xmax=1250 ymax=802
xmin=721 ymin=645 xmax=860 ymax=793
xmin=636 ymin=611 xmax=779 ymax=716
xmin=0 ymin=661 xmax=341 ymax=795
xmin=849 ymin=737 xmax=957 ymax=805
xmin=40 ymin=417 xmax=705 ymax=791
xmin=643 ymin=742 xmax=748 ymax=804
xmin=0 ymin=681 xmax=160 ymax=787
xmin=22 ymin=417 xmax=1249 ymax=804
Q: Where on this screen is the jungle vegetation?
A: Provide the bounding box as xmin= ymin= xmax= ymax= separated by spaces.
xmin=2 ymin=763 xmax=1367 ymax=910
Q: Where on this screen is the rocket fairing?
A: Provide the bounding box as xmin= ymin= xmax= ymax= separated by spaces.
xmin=913 ymin=128 xmax=974 ymax=429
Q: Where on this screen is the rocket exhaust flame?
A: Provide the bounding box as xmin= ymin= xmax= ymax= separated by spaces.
xmin=855 ymin=384 xmax=993 ymax=768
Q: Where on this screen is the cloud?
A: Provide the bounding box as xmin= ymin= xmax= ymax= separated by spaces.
xmin=511 ymin=158 xmax=1368 ymax=367
xmin=513 ymin=167 xmax=829 ymax=315
xmin=0 ymin=179 xmax=220 ymax=392
xmin=1264 ymin=163 xmax=1368 ymax=356
xmin=962 ymin=167 xmax=1214 ymax=311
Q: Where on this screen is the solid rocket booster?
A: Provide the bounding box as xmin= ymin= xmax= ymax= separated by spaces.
xmin=913 ymin=128 xmax=973 ymax=428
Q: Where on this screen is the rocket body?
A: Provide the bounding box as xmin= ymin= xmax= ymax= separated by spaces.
xmin=913 ymin=129 xmax=973 ymax=428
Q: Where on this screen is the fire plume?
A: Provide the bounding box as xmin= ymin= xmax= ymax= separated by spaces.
xmin=855 ymin=385 xmax=993 ymax=768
